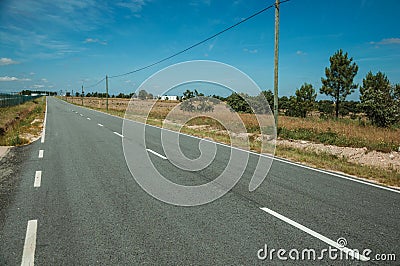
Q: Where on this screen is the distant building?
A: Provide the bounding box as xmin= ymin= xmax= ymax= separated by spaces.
xmin=158 ymin=95 xmax=178 ymax=101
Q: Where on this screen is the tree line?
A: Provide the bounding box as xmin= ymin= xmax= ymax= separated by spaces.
xmin=74 ymin=90 xmax=153 ymax=100
xmin=20 ymin=90 xmax=57 ymax=96
xmin=68 ymin=91 xmax=136 ymax=98
xmin=319 ymin=49 xmax=399 ymax=127
xmin=221 ymin=49 xmax=399 ymax=128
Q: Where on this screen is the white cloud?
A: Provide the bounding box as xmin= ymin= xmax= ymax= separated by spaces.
xmin=243 ymin=48 xmax=258 ymax=54
xmin=117 ymin=0 xmax=148 ymax=13
xmin=0 ymin=76 xmax=31 ymax=81
xmin=84 ymin=38 xmax=107 ymax=45
xmin=29 ymin=72 xmax=35 ymax=75
xmin=0 ymin=76 xmax=18 ymax=81
xmin=41 ymin=78 xmax=48 ymax=83
xmin=33 ymin=84 xmax=45 ymax=88
xmin=1 ymin=26 xmax=84 ymax=60
xmin=296 ymin=50 xmax=307 ymax=56
xmin=370 ymin=38 xmax=400 ymax=45
xmin=0 ymin=57 xmax=19 ymax=66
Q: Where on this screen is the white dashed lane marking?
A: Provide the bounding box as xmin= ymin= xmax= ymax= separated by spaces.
xmin=113 ymin=132 xmax=123 ymax=138
xmin=21 ymin=220 xmax=38 ymax=266
xmin=146 ymin=149 xmax=167 ymax=160
xmin=259 ymin=207 xmax=368 ymax=261
xmin=34 ymin=171 xmax=42 ymax=188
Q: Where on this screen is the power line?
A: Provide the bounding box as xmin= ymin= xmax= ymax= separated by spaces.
xmin=108 ymin=0 xmax=290 ymax=79
xmin=83 ymin=0 xmax=290 ymax=87
xmin=86 ymin=77 xmax=106 ymax=89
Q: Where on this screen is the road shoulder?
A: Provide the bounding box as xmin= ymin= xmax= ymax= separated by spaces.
xmin=0 ymin=146 xmax=26 ymax=230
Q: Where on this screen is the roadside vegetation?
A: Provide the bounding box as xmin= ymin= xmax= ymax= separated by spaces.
xmin=276 ymin=146 xmax=400 ymax=187
xmin=0 ymin=97 xmax=46 ymax=146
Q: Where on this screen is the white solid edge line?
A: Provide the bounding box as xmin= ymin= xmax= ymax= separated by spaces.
xmin=57 ymin=98 xmax=399 ymax=194
xmin=38 ymin=150 xmax=44 ymax=159
xmin=146 ymin=148 xmax=167 ymax=160
xmin=34 ymin=171 xmax=41 ymax=188
xmin=128 ymin=117 xmax=400 ymax=194
xmin=40 ymin=97 xmax=47 ymax=143
xmin=113 ymin=131 xmax=124 ymax=138
xmin=98 ymin=123 xmax=103 ymax=127
xmin=136 ymin=123 xmax=400 ymax=194
xmin=260 ymin=207 xmax=368 ymax=261
xmin=266 ymin=156 xmax=400 ymax=194
xmin=21 ymin=219 xmax=38 ymax=266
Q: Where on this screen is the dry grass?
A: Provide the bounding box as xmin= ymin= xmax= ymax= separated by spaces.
xmin=0 ymin=97 xmax=45 ymax=146
xmin=66 ymin=96 xmax=131 ymax=111
xmin=280 ymin=116 xmax=399 ymax=146
xmin=276 ymin=146 xmax=400 ymax=187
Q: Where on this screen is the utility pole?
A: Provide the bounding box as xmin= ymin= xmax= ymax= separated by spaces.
xmin=81 ymin=85 xmax=84 ymax=106
xmin=106 ymin=75 xmax=109 ymax=111
xmin=273 ymin=0 xmax=280 ymax=127
xmin=72 ymin=90 xmax=74 ymax=103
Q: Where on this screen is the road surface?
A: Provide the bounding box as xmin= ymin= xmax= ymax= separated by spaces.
xmin=0 ymin=97 xmax=399 ymax=265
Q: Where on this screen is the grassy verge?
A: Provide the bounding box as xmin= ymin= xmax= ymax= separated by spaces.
xmin=62 ymin=98 xmax=400 ymax=187
xmin=278 ymin=126 xmax=398 ymax=153
xmin=276 ymin=146 xmax=400 ymax=187
xmin=0 ymin=97 xmax=46 ymax=146
xmin=278 ymin=116 xmax=399 ymax=153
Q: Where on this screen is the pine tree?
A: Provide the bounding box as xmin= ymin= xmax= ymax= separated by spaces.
xmin=360 ymin=71 xmax=399 ymax=127
xmin=320 ymin=49 xmax=358 ymax=118
xmin=286 ymin=83 xmax=316 ymax=117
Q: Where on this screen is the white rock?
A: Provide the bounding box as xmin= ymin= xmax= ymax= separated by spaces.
xmin=300 ymin=140 xmax=308 ymax=144
xmin=389 ymin=154 xmax=395 ymax=160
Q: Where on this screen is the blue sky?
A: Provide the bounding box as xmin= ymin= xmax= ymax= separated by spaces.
xmin=0 ymin=0 xmax=399 ymax=100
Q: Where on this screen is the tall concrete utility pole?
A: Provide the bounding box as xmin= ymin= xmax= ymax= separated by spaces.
xmin=273 ymin=0 xmax=280 ymax=127
xmin=106 ymin=75 xmax=109 ymax=111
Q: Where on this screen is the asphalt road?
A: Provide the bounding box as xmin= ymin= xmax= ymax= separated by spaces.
xmin=0 ymin=97 xmax=399 ymax=265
